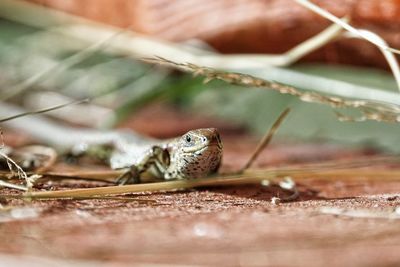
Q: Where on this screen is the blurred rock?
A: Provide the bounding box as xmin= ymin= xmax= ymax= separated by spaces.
xmin=27 ymin=0 xmax=400 ymax=69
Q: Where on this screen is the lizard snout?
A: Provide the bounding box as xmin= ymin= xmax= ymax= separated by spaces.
xmin=204 ymin=128 xmax=223 ymax=149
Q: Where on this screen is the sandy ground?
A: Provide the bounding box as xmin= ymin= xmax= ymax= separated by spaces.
xmin=0 ymin=105 xmax=399 ymax=267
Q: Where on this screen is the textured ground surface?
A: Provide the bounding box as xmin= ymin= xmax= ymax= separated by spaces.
xmin=1 ymin=105 xmax=400 ymax=267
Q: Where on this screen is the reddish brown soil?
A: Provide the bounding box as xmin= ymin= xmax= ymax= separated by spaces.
xmin=1 ymin=104 xmax=400 ymax=267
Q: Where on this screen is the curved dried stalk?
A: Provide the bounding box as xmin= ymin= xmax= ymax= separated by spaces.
xmin=148 ymin=58 xmax=400 ymax=123
xmin=342 ymin=30 xmax=400 ymax=91
xmin=293 ymin=0 xmax=400 ymax=55
xmin=291 ymin=0 xmax=400 ymax=91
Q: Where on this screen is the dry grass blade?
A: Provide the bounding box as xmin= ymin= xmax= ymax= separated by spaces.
xmin=293 ymin=0 xmax=400 ymax=55
xmin=24 ymin=173 xmax=256 ymax=199
xmin=33 ymin=155 xmax=400 ymax=182
xmin=0 ymin=193 xmax=157 ymax=203
xmin=26 ymin=166 xmax=400 ymax=199
xmin=342 ymin=30 xmax=400 ymax=91
xmin=256 ymin=156 xmax=400 ymax=172
xmin=148 ymin=57 xmax=400 ymax=123
xmin=293 ymin=0 xmax=400 ymax=90
xmin=241 ymin=108 xmax=291 ymax=171
xmin=0 ymin=180 xmax=27 ymax=191
xmin=27 ymin=174 xmax=277 ymax=198
xmin=0 ymin=150 xmax=28 ymax=190
xmin=273 ymin=169 xmax=400 ymax=180
xmin=43 ymin=170 xmax=123 ymax=183
xmin=0 ymin=99 xmax=89 ymax=123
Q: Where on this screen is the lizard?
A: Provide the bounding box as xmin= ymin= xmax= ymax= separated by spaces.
xmin=0 ymin=102 xmax=223 ymax=184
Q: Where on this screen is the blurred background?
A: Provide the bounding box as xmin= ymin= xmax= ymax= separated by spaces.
xmin=1 ymin=0 xmax=400 ymax=152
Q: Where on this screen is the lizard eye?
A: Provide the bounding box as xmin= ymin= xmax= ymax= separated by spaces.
xmin=185 ymin=135 xmax=192 ymax=143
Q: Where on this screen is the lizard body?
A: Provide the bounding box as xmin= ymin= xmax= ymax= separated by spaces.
xmin=0 ymin=102 xmax=223 ymax=184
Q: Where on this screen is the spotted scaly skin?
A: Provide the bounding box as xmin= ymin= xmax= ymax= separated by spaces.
xmin=164 ymin=128 xmax=223 ymax=180
xmin=116 ymin=128 xmax=223 ymax=184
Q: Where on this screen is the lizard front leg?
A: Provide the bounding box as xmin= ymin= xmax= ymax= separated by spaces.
xmin=116 ymin=146 xmax=170 ymax=185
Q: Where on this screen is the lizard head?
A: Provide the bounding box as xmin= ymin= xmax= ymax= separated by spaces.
xmin=167 ymin=128 xmax=223 ymax=179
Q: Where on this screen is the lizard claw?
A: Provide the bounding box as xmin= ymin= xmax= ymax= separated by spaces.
xmin=116 ymin=165 xmax=141 ymax=185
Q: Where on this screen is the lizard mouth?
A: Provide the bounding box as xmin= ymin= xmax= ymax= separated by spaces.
xmin=182 ymin=143 xmax=209 ymax=154
xmin=182 ymin=142 xmax=222 ymax=154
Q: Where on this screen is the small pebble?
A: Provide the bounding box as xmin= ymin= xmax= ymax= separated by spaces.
xmin=271 ymin=197 xmax=281 ymax=205
xmin=394 ymin=207 xmax=400 ymax=215
xmin=261 ymin=180 xmax=270 ymax=187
